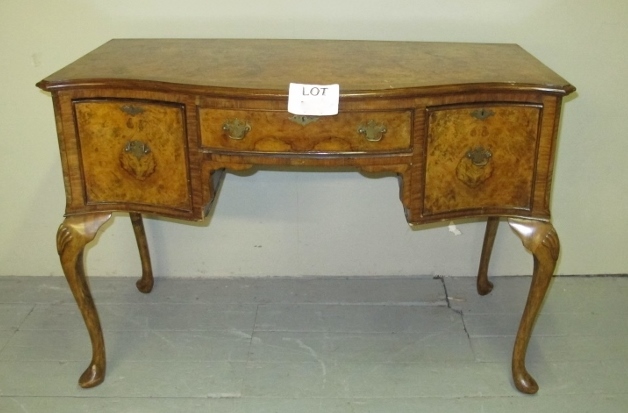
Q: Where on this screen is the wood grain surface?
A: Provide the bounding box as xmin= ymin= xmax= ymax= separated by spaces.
xmin=37 ymin=39 xmax=574 ymax=96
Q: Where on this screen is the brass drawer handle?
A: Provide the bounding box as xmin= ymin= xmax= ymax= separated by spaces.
xmin=124 ymin=140 xmax=151 ymax=158
xmin=466 ymin=147 xmax=492 ymax=166
xmin=457 ymin=146 xmax=494 ymax=188
xmin=222 ymin=119 xmax=251 ymax=140
xmin=120 ymin=140 xmax=156 ymax=180
xmin=358 ymin=120 xmax=387 ymax=142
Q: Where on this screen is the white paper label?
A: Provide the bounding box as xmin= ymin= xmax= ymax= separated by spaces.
xmin=287 ymin=83 xmax=340 ymax=116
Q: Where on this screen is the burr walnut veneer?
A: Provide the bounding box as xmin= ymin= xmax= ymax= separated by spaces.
xmin=37 ymin=39 xmax=575 ymax=394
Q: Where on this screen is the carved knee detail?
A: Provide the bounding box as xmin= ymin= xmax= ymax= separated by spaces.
xmin=508 ymin=218 xmax=560 ymax=260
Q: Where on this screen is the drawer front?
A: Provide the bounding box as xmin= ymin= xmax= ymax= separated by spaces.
xmin=199 ymin=109 xmax=412 ymax=153
xmin=423 ymin=104 xmax=541 ymax=216
xmin=74 ymin=100 xmax=191 ymax=209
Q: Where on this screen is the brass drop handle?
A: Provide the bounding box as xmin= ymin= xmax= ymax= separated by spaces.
xmin=358 ymin=120 xmax=387 ymax=142
xmin=120 ymin=140 xmax=156 ymax=180
xmin=222 ymin=119 xmax=251 ymax=140
xmin=124 ymin=140 xmax=151 ymax=159
xmin=466 ymin=147 xmax=492 ymax=166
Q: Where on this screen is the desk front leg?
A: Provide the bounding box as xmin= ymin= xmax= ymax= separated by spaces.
xmin=508 ymin=218 xmax=559 ymax=394
xmin=56 ymin=213 xmax=112 ymax=388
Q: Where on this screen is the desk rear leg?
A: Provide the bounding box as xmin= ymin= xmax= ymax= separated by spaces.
xmin=57 ymin=213 xmax=112 ymax=388
xmin=130 ymin=213 xmax=154 ymax=293
xmin=477 ymin=217 xmax=499 ymax=295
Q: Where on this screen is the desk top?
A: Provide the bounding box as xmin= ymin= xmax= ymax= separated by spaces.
xmin=37 ymin=39 xmax=574 ymax=96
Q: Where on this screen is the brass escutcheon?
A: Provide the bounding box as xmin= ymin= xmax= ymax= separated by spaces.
xmin=289 ymin=115 xmax=319 ymax=126
xmin=222 ymin=119 xmax=251 ymax=140
xmin=471 ymin=108 xmax=495 ymax=120
xmin=120 ymin=105 xmax=145 ymax=116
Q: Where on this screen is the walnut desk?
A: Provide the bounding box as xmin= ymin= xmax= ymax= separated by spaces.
xmin=37 ymin=39 xmax=575 ymax=394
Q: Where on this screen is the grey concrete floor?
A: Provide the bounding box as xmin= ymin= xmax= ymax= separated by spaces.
xmin=0 ymin=275 xmax=626 ymax=412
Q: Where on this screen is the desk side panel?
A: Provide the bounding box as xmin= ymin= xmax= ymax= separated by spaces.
xmin=50 ymin=92 xmax=74 ymax=208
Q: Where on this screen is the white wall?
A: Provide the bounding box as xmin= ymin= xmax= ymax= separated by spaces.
xmin=1 ymin=1 xmax=627 ymax=278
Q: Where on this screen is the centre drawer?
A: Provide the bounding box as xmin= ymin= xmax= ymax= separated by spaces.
xmin=198 ymin=108 xmax=412 ymax=153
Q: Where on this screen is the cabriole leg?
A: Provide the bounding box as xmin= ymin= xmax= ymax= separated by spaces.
xmin=56 ymin=213 xmax=112 ymax=388
xmin=508 ymin=218 xmax=560 ymax=394
xmin=477 ymin=217 xmax=499 ymax=295
xmin=130 ymin=213 xmax=154 ymax=293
